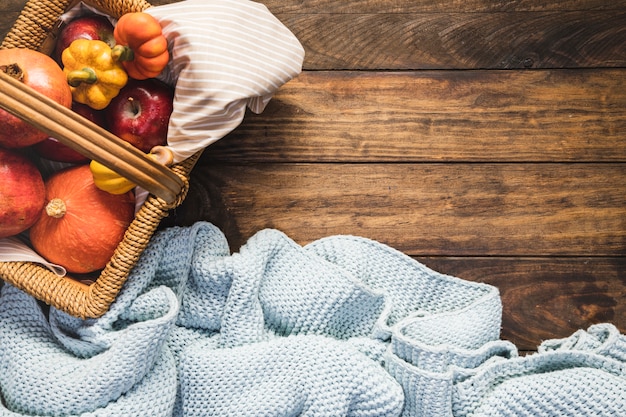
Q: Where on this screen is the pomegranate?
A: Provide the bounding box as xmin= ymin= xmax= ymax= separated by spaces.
xmin=0 ymin=148 xmax=45 ymax=238
xmin=0 ymin=48 xmax=73 ymax=148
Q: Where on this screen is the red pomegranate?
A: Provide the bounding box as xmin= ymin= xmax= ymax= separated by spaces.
xmin=0 ymin=148 xmax=45 ymax=238
xmin=0 ymin=48 xmax=73 ymax=148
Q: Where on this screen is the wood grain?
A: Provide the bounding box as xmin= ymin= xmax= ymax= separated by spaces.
xmin=262 ymin=0 xmax=626 ymax=13
xmin=273 ymin=11 xmax=626 ymax=70
xmin=207 ymin=70 xmax=626 ymax=163
xmin=169 ymin=163 xmax=626 ymax=257
xmin=0 ymin=12 xmax=19 ymax=41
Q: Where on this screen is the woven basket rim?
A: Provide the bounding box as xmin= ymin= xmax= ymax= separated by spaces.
xmin=0 ymin=0 xmax=201 ymax=319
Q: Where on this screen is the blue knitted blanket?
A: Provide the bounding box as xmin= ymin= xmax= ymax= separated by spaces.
xmin=1 ymin=222 xmax=625 ymax=416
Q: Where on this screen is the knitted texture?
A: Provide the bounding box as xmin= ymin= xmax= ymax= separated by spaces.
xmin=0 ymin=222 xmax=625 ymax=416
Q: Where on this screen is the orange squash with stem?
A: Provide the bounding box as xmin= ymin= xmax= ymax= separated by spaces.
xmin=29 ymin=165 xmax=135 ymax=274
xmin=111 ymin=12 xmax=169 ymax=79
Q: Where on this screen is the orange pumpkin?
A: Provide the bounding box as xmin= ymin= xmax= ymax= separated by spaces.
xmin=29 ymin=164 xmax=135 ymax=274
xmin=112 ymin=12 xmax=169 ymax=79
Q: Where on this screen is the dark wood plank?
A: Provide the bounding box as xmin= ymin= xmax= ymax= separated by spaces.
xmin=273 ymin=11 xmax=626 ymax=70
xmin=420 ymin=257 xmax=626 ymax=350
xmin=0 ymin=0 xmax=26 ymax=12
xmin=208 ymin=70 xmax=626 ymax=163
xmin=0 ymin=12 xmax=20 ymax=42
xmin=169 ymin=163 xmax=626 ymax=256
xmin=262 ymin=0 xmax=626 ymax=13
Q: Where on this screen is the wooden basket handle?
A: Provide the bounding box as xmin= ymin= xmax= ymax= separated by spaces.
xmin=0 ymin=70 xmax=184 ymax=204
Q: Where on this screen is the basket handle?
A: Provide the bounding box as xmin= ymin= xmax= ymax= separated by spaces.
xmin=0 ymin=70 xmax=184 ymax=204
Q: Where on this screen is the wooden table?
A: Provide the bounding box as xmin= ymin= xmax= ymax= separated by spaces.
xmin=2 ymin=0 xmax=625 ymax=352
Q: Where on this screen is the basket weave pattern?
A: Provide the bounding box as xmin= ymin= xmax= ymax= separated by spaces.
xmin=0 ymin=0 xmax=199 ymax=318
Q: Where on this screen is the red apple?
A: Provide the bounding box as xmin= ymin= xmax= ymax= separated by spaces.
xmin=33 ymin=102 xmax=107 ymax=163
xmin=54 ymin=15 xmax=115 ymax=65
xmin=0 ymin=148 xmax=45 ymax=238
xmin=105 ymin=78 xmax=174 ymax=153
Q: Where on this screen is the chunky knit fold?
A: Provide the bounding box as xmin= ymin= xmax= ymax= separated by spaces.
xmin=1 ymin=222 xmax=625 ymax=416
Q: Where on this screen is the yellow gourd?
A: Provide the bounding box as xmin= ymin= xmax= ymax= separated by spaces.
xmin=62 ymin=39 xmax=128 ymax=110
xmin=90 ymin=146 xmax=174 ymax=194
xmin=89 ymin=160 xmax=136 ymax=195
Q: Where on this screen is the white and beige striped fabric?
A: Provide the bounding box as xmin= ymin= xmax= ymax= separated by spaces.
xmin=147 ymin=0 xmax=305 ymax=163
xmin=0 ymin=236 xmax=66 ymax=274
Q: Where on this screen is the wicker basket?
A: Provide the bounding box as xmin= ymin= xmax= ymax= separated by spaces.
xmin=0 ymin=0 xmax=201 ymax=319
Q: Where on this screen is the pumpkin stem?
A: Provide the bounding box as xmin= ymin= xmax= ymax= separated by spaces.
xmin=111 ymin=44 xmax=135 ymax=62
xmin=45 ymin=198 xmax=67 ymax=218
xmin=0 ymin=63 xmax=24 ymax=82
xmin=66 ymin=67 xmax=98 ymax=87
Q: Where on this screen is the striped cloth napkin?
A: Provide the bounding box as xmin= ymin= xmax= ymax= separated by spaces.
xmin=147 ymin=0 xmax=305 ymax=163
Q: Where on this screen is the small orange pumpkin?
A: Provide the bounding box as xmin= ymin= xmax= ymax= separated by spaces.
xmin=112 ymin=12 xmax=169 ymax=79
xmin=29 ymin=164 xmax=135 ymax=274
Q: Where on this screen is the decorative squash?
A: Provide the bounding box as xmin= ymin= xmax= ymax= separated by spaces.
xmin=90 ymin=145 xmax=174 ymax=195
xmin=29 ymin=164 xmax=135 ymax=274
xmin=89 ymin=160 xmax=137 ymax=195
xmin=62 ymin=39 xmax=128 ymax=110
xmin=112 ymin=12 xmax=169 ymax=80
